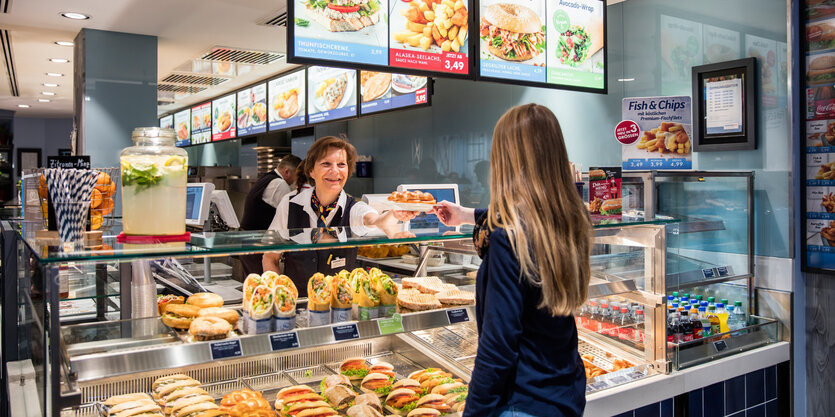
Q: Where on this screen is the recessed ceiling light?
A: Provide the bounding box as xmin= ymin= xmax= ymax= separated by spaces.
xmin=617 ymin=78 xmax=635 ymax=82
xmin=38 ymin=99 xmax=51 ymax=103
xmin=46 ymin=73 xmax=63 ymax=77
xmin=42 ymin=91 xmax=55 ymax=96
xmin=49 ymin=58 xmax=69 ymax=63
xmin=17 ymin=104 xmax=29 ymax=108
xmin=55 ymin=41 xmax=74 ymax=47
xmin=43 ymin=83 xmax=59 ymax=87
xmin=60 ymin=12 xmax=90 ymax=20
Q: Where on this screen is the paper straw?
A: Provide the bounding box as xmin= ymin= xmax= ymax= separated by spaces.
xmin=44 ymin=168 xmax=99 ymax=246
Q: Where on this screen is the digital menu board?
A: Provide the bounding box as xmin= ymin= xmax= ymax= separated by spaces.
xmin=477 ymin=0 xmax=604 ymax=91
xmin=212 ymin=94 xmax=237 ymax=141
xmin=269 ymin=69 xmax=307 ymax=131
xmin=307 ymin=66 xmax=357 ymax=124
xmin=159 ymin=115 xmax=173 ymax=130
xmin=360 ymin=72 xmax=429 ymax=114
xmin=289 ymin=0 xmax=471 ymax=77
xmin=174 ymin=109 xmax=191 ymax=146
xmin=191 ymin=102 xmax=212 ymax=145
xmin=237 ymin=83 xmax=268 ymax=136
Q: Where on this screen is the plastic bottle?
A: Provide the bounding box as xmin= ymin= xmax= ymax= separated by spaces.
xmin=707 ymin=306 xmax=720 ymax=335
xmin=671 ymin=312 xmax=683 ymax=343
xmin=598 ymin=302 xmax=611 ymax=335
xmin=617 ymin=307 xmax=633 ymax=343
xmin=695 ymin=295 xmax=703 ymax=303
xmin=721 ymin=298 xmax=729 ymax=307
xmin=716 ymin=303 xmax=730 ymax=333
xmin=690 ymin=308 xmax=703 ymax=339
xmin=682 ymin=293 xmax=691 ymax=302
xmin=699 ymin=307 xmax=711 ymax=337
xmin=672 ymin=291 xmax=680 ymax=303
xmin=707 ymin=296 xmax=716 ymax=307
xmin=666 ymin=312 xmax=678 ymax=344
xmin=729 ymin=301 xmax=747 ymax=335
xmin=633 ymin=309 xmax=645 ymax=350
xmin=680 ymin=309 xmax=694 ymax=342
xmin=586 ymin=300 xmax=600 ymax=331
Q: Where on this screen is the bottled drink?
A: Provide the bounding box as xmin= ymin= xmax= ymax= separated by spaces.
xmin=586 ymin=300 xmax=600 ymax=331
xmin=633 ymin=309 xmax=645 ymax=349
xmin=729 ymin=301 xmax=747 ymax=335
xmin=598 ymin=302 xmax=611 ymax=335
xmin=617 ymin=307 xmax=634 ymax=343
xmin=682 ymin=293 xmax=690 ymax=301
xmin=707 ymin=306 xmax=720 ymax=335
xmin=700 ymin=301 xmax=709 ymax=308
xmin=576 ymin=303 xmax=587 ymax=328
xmin=707 ymin=296 xmax=716 ymax=307
xmin=699 ymin=307 xmax=711 ymax=337
xmin=672 ymin=291 xmax=680 ymax=303
xmin=695 ymin=295 xmax=703 ymax=302
xmin=671 ymin=312 xmax=683 ymax=343
xmin=721 ymin=298 xmax=729 ymax=306
xmin=690 ymin=308 xmax=703 ymax=339
xmin=609 ymin=304 xmax=621 ymax=338
xmin=716 ymin=303 xmax=730 ymax=333
xmin=680 ymin=309 xmax=694 ymax=342
xmin=666 ymin=295 xmax=675 ymax=306
xmin=666 ymin=312 xmax=678 ymax=344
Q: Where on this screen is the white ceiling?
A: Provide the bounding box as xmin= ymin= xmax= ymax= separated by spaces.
xmin=0 ymin=0 xmax=295 ymax=118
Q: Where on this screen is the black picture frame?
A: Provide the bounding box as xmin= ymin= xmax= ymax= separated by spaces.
xmin=691 ymin=57 xmax=757 ymax=152
xmin=16 ymin=147 xmax=41 ymax=178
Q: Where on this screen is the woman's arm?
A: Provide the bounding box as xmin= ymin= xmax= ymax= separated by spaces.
xmin=430 ymin=201 xmax=478 ymax=226
xmin=463 ymin=229 xmax=524 ymax=416
xmin=262 ymin=252 xmax=281 ymax=273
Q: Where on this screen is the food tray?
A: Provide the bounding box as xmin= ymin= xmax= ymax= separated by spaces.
xmin=284 ymin=364 xmax=337 ymax=392
xmin=382 ymin=201 xmax=436 ymax=212
xmin=240 ymin=371 xmax=294 ymax=401
xmin=410 ymin=327 xmax=478 ymax=360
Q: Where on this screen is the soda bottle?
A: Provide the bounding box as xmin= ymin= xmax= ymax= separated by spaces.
xmin=721 ymin=298 xmax=729 ymax=306
xmin=680 ymin=309 xmax=694 ymax=342
xmin=707 ymin=306 xmax=720 ymax=335
xmin=672 ymin=312 xmax=684 ymax=343
xmin=617 ymin=307 xmax=634 ymax=343
xmin=699 ymin=307 xmax=711 ymax=337
xmin=586 ymin=300 xmax=600 ymax=331
xmin=690 ymin=308 xmax=703 ymax=339
xmin=666 ymin=312 xmax=678 ymax=344
xmin=598 ymin=302 xmax=611 ymax=335
xmin=609 ymin=303 xmax=621 ymax=338
xmin=707 ymin=296 xmax=716 ymax=307
xmin=716 ymin=303 xmax=730 ymax=333
xmin=672 ymin=291 xmax=680 ymax=303
xmin=633 ymin=309 xmax=645 ymax=350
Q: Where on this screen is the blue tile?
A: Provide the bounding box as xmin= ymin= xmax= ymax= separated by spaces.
xmin=747 ymin=404 xmax=765 ymax=417
xmin=765 ymin=366 xmax=777 ymax=401
xmin=746 ymin=369 xmax=765 ymax=407
xmin=613 ymin=412 xmax=633 ymax=417
xmin=704 ymin=382 xmax=724 ymax=417
xmin=688 ymin=389 xmax=703 ymax=417
xmin=634 ymin=402 xmax=659 ymax=417
xmin=661 ymin=398 xmax=673 ymax=416
xmin=765 ymin=400 xmax=778 ymax=417
xmin=725 ymin=375 xmax=746 ymax=415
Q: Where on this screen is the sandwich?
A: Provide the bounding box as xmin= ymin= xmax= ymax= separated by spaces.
xmin=358 ymin=274 xmax=381 ymax=308
xmin=340 ymin=357 xmax=370 ymax=381
xmin=407 ymin=369 xmax=451 ymax=384
xmin=346 ymin=404 xmax=383 ymax=417
xmin=273 ymin=285 xmax=297 ymax=318
xmin=248 ymin=285 xmax=275 ymax=320
xmin=275 ymin=385 xmax=315 ymax=404
xmin=110 ymin=403 xmax=164 ymax=417
xmin=349 ymin=268 xmax=369 ymax=301
xmin=589 ymin=169 xmax=606 ymax=180
xmin=275 ymin=275 xmax=299 ymax=299
xmin=384 ymin=388 xmax=420 ymax=416
xmin=162 ymin=388 xmax=210 ymax=413
xmin=284 ymin=400 xmax=332 ymax=417
xmin=431 ymin=381 xmax=466 ymax=396
xmin=368 ymin=362 xmax=395 ymax=380
xmin=405 ymin=408 xmax=440 ymax=417
xmin=303 ymin=0 xmax=382 ymax=32
xmin=331 ymin=272 xmax=353 ymax=309
xmin=296 ymin=407 xmax=338 ymax=417
xmin=243 ymin=273 xmax=264 ymax=310
xmin=810 ymin=55 xmax=835 ymax=85
xmin=353 ymin=394 xmax=382 ymax=414
xmin=174 ymin=401 xmax=220 ymax=417
xmin=107 ymin=399 xmax=158 ymax=416
xmin=323 ymin=385 xmax=356 ymax=411
xmin=197 ymin=307 xmax=239 ymax=327
xmin=443 ymin=391 xmax=467 ymax=411
xmin=396 ymin=292 xmax=441 ymax=312
xmin=161 ymin=304 xmax=201 ymax=329
xmin=376 ymin=275 xmax=398 ymax=307
xmin=809 ymin=23 xmax=835 ymax=51
xmin=401 ymin=277 xmax=446 ymax=294
xmin=320 ymin=374 xmax=352 ymax=393
xmin=308 ymin=273 xmax=332 ymax=311
xmin=261 ymin=271 xmax=281 ymax=289
xmin=157 ymin=295 xmax=184 ymax=315
xmin=436 ymin=289 xmax=475 ymax=306
xmin=415 ymin=394 xmax=451 ymax=414
xmin=104 ymin=393 xmax=153 ymax=407
xmin=152 ymin=374 xmax=199 ymax=400
xmin=420 ymin=376 xmax=455 ymax=394
xmin=169 ymin=395 xmax=215 ymax=416
xmin=391 ymin=379 xmax=422 ymax=396
xmin=274 ymin=390 xmax=321 ymax=412
xmin=600 ymin=198 xmax=622 ymax=216
xmin=187 ymin=292 xmax=224 ymax=308
xmin=479 ymin=3 xmax=545 ymax=61
xmin=360 ymin=373 xmax=394 ymax=397
xmin=188 ymin=316 xmax=232 ymax=341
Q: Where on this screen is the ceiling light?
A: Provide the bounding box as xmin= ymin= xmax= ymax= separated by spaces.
xmin=49 ymin=58 xmax=69 ymax=63
xmin=42 ymin=91 xmax=55 ymax=96
xmin=55 ymin=41 xmax=74 ymax=47
xmin=38 ymin=99 xmax=51 ymax=103
xmin=46 ymin=73 xmax=63 ymax=77
xmin=60 ymin=12 xmax=90 ymax=20
xmin=17 ymin=104 xmax=29 ymax=108
xmin=43 ymin=83 xmax=58 ymax=87
xmin=617 ymin=78 xmax=635 ymax=82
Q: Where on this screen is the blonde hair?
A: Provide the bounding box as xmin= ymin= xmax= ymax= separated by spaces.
xmin=488 ymin=104 xmax=592 ymax=316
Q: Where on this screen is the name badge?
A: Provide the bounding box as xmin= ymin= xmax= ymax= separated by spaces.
xmin=331 ymin=257 xmax=346 ymax=269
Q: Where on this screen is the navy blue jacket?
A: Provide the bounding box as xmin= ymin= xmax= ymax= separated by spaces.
xmin=464 ymin=209 xmax=586 ymax=417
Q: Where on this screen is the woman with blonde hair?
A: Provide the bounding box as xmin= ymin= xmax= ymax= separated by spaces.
xmin=431 ymin=104 xmax=592 ymax=416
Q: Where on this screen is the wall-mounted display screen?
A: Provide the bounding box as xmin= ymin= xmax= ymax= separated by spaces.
xmin=159 ymin=115 xmax=173 ymax=130
xmin=268 ymin=69 xmax=307 ymax=131
xmin=237 ymin=83 xmax=268 ymax=136
xmin=307 ymin=66 xmax=357 ymax=124
xmin=360 ymin=71 xmax=429 ymax=114
xmin=477 ymin=0 xmax=605 ymax=92
xmin=174 ymin=109 xmax=191 ymax=146
xmin=212 ymin=94 xmax=237 ymax=141
xmin=191 ymin=102 xmax=212 ymax=145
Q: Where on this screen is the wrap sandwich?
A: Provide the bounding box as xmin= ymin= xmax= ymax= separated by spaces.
xmin=331 ymin=271 xmax=354 ymax=323
xmin=358 ymin=274 xmax=381 ymax=320
xmin=375 ymin=274 xmax=398 ymax=317
xmin=308 ymin=273 xmax=332 ymax=327
xmin=273 ymin=284 xmax=297 ymax=331
xmin=244 ymin=284 xmax=275 ymax=334
xmin=242 ymin=273 xmax=264 ymax=312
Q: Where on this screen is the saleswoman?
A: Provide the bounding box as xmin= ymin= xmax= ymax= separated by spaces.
xmin=264 ymin=135 xmax=414 ymax=296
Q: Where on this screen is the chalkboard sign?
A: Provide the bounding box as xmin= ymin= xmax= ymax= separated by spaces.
xmin=46 ymin=155 xmax=90 ymax=169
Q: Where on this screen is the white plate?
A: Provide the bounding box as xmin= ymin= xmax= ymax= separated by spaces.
xmin=362 ymin=78 xmax=391 ymax=102
xmin=391 ymin=75 xmax=427 ymax=94
xmin=383 ymin=200 xmax=436 ymax=212
xmin=314 ymin=74 xmax=354 ymax=112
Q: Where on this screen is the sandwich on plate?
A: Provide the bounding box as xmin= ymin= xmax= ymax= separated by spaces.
xmin=304 ymin=0 xmax=382 ymax=32
xmin=480 ymin=3 xmax=545 ymax=61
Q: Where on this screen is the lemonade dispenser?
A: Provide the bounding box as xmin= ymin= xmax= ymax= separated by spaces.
xmin=120 ymin=127 xmax=188 ymax=236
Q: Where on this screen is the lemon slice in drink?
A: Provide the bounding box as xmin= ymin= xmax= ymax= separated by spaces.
xmin=164 ymin=156 xmax=185 ymax=168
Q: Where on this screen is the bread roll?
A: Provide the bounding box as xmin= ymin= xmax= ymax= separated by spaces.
xmin=186 ymin=292 xmax=223 ymax=308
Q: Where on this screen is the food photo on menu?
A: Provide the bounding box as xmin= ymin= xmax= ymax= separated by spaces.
xmin=808 ymin=119 xmax=835 ymax=147
xmin=268 ymin=71 xmax=306 ymax=130
xmin=746 ymin=34 xmax=777 ymax=103
xmin=174 ymin=109 xmax=190 ymax=146
xmin=389 ymin=0 xmax=469 ymax=73
xmin=307 ymin=66 xmax=357 ymax=123
xmin=191 ymin=103 xmax=212 ymax=144
xmin=212 ymin=94 xmax=236 ymax=141
xmin=546 ymin=0 xmax=604 ymax=88
xmin=807 ymin=15 xmax=835 ymax=52
xmin=361 ymin=71 xmax=392 ymax=104
xmin=478 ymin=0 xmax=547 ymax=82
xmin=660 ymin=15 xmax=702 ymax=88
xmin=237 ymin=84 xmax=267 ymax=136
xmin=702 ymin=24 xmax=740 ymax=65
xmin=293 ymin=0 xmax=389 ymax=65
xmin=360 ymin=71 xmax=429 ymax=113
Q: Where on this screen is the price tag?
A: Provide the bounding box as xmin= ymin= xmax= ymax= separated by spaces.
xmin=446 ymin=308 xmax=470 ymax=324
xmin=332 ymin=323 xmax=360 ymax=341
xmin=415 ymin=88 xmax=428 ymax=104
xmin=269 ymin=332 xmax=299 ymax=351
xmin=377 ymin=313 xmax=404 ymax=335
xmin=702 ymin=268 xmax=716 ymax=279
xmin=717 ymin=266 xmax=729 ymax=277
xmin=209 ymin=339 xmax=242 ymax=360
xmin=713 ymin=340 xmax=728 ymax=352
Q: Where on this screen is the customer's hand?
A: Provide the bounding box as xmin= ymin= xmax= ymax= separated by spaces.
xmin=392 ymin=210 xmax=419 ymax=222
xmin=429 ymin=201 xmax=476 ymax=226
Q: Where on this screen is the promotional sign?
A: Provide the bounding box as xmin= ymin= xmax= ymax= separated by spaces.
xmin=237 ymin=83 xmax=268 ymax=136
xmin=388 ymin=0 xmax=469 ymax=74
xmin=174 ymin=109 xmax=191 ymax=147
xmin=159 ymin=115 xmax=173 ymax=130
xmin=191 ymin=102 xmax=212 ymax=145
xmin=212 ymin=94 xmax=237 ymax=141
xmin=702 ymin=25 xmax=740 ymax=64
xmin=292 ymin=0 xmax=389 ymax=66
xmin=746 ymin=34 xmax=777 ymax=108
xmin=360 ymin=72 xmax=428 ymax=114
xmin=588 ymin=167 xmax=621 ymax=221
xmin=620 ymin=96 xmax=693 ymax=170
xmin=660 ymin=15 xmax=702 ymax=94
xmin=269 ymin=70 xmax=307 ymax=131
xmin=307 ymin=66 xmax=357 ymax=124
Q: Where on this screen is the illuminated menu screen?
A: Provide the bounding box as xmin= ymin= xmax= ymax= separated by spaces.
xmin=360 ymin=71 xmax=429 ymax=114
xmin=212 ymin=94 xmax=237 ymax=141
xmin=159 ymin=115 xmax=173 ymax=130
xmin=191 ymin=102 xmax=212 ymax=145
xmin=174 ymin=109 xmax=191 ymax=146
xmin=237 ymin=83 xmax=268 ymax=136
xmin=290 ymin=0 xmax=470 ymax=76
xmin=307 ymin=66 xmax=358 ymax=123
xmin=268 ymin=70 xmax=307 ymax=131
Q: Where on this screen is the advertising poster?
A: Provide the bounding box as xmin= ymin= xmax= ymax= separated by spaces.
xmin=360 ymin=72 xmax=428 ymax=114
xmin=292 ymin=0 xmax=389 ymax=66
xmin=191 ymin=102 xmax=212 ymax=145
xmin=307 ymin=66 xmax=357 ymax=123
xmin=660 ymin=15 xmax=702 ymax=94
xmin=237 ymin=83 xmax=268 ymax=136
xmin=746 ymin=34 xmax=777 ymax=107
xmin=269 ymin=71 xmax=307 ymax=131
xmin=174 ymin=109 xmax=191 ymax=147
xmin=389 ymin=0 xmax=469 ymax=74
xmin=807 ymin=218 xmax=835 ymax=267
xmin=618 ymin=96 xmax=693 ymax=170
xmin=212 ymin=94 xmax=237 ymax=141
xmin=159 ymin=115 xmax=173 ymax=130
xmin=702 ymin=24 xmax=740 ymax=64
xmin=544 ymin=0 xmax=604 ymax=89
xmin=479 ymin=0 xmax=547 ymax=82
xmin=807 ymin=15 xmax=835 ymax=53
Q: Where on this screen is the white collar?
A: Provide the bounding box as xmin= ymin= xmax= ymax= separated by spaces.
xmin=289 ymin=187 xmax=347 ymax=210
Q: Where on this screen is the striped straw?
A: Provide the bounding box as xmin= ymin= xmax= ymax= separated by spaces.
xmin=44 ymin=168 xmax=100 ymax=248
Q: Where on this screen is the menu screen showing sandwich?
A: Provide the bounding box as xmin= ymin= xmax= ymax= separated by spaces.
xmin=237 ymin=83 xmax=268 ymax=137
xmin=360 ymin=71 xmax=429 ymax=114
xmin=478 ymin=0 xmax=604 ymax=90
xmin=191 ymin=102 xmax=212 ymax=145
xmin=212 ymin=94 xmax=237 ymax=141
xmin=174 ymin=109 xmax=191 ymax=147
xmin=307 ymin=66 xmax=358 ymax=123
xmin=159 ymin=115 xmax=173 ymax=130
xmin=290 ymin=0 xmax=471 ymax=76
xmin=269 ymin=70 xmax=307 ymax=131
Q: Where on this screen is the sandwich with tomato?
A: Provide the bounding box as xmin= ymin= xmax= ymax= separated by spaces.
xmin=304 ymin=0 xmax=382 ymax=32
xmin=480 ymin=3 xmax=546 ymax=61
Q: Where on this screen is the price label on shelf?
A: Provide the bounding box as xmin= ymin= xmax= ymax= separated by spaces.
xmin=702 ymin=268 xmax=716 ymax=279
xmin=713 ymin=340 xmax=728 ymax=352
xmin=209 ymin=339 xmax=242 ymax=360
xmin=332 ymin=323 xmax=360 ymax=341
xmin=717 ymin=266 xmax=729 ymax=277
xmin=269 ymin=332 xmax=299 ymax=351
xmin=378 ymin=314 xmax=405 ymax=335
xmin=446 ymin=308 xmax=470 ymax=324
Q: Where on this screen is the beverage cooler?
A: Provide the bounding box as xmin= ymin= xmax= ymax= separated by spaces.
xmin=1 ymin=171 xmax=783 ymax=417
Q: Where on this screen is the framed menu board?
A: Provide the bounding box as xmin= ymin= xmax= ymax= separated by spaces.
xmin=307 ymin=66 xmax=358 ymax=124
xmin=288 ymin=0 xmax=474 ymax=78
xmin=268 ymin=68 xmax=307 ymax=131
xmin=159 ymin=115 xmax=173 ymax=130
xmin=212 ymin=94 xmax=237 ymax=141
xmin=237 ymin=83 xmax=268 ymax=137
xmin=476 ymin=0 xmax=606 ymax=93
xmin=360 ymin=72 xmax=430 ymax=114
xmin=191 ymin=102 xmax=212 ymax=145
xmin=174 ymin=109 xmax=191 ymax=147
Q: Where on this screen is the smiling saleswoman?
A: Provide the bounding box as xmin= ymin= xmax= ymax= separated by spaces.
xmin=264 ymin=136 xmax=415 ymax=297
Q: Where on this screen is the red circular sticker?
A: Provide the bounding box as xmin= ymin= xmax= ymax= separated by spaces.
xmin=615 ymin=120 xmax=640 ymax=144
